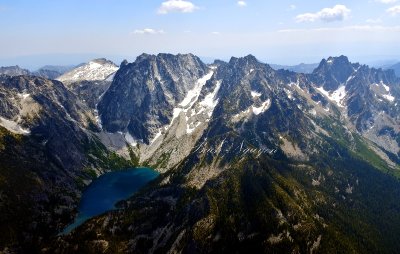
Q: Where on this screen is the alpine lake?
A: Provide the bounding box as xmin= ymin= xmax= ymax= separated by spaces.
xmin=62 ymin=167 xmax=159 ymax=234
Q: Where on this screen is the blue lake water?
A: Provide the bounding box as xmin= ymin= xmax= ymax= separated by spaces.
xmin=61 ymin=167 xmax=159 ymax=234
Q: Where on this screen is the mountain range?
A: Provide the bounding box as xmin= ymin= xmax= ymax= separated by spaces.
xmin=0 ymin=53 xmax=399 ymax=253
xmin=385 ymin=62 xmax=400 ymax=77
xmin=0 ymin=65 xmax=75 ymax=80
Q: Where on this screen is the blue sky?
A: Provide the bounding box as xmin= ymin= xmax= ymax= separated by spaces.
xmin=0 ymin=0 xmax=399 ymax=69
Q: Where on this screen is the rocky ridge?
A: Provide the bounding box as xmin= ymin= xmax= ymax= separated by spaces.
xmin=50 ymin=54 xmax=400 ymax=253
xmin=0 ymin=53 xmax=399 ymax=253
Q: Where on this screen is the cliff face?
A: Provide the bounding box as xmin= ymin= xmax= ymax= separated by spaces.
xmin=98 ymin=53 xmax=208 ymax=144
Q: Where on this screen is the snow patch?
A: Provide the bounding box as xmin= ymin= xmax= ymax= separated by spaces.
xmin=346 ymin=75 xmax=355 ymax=83
xmin=381 ymin=82 xmax=390 ymax=92
xmin=179 ymin=71 xmax=214 ymax=108
xmin=57 ymin=60 xmax=119 ymax=83
xmin=0 ymin=116 xmax=30 ymax=135
xmin=18 ymin=92 xmax=31 ymax=100
xmin=93 ymin=109 xmax=103 ymax=129
xmin=88 ymin=61 xmax=102 ymax=70
xmin=166 ymin=71 xmax=215 ymax=131
xmin=330 ymin=86 xmax=346 ymax=106
xmin=383 ymin=94 xmax=395 ymax=102
xmin=124 ymin=132 xmax=137 ymax=146
xmin=376 ymin=81 xmax=395 ymax=102
xmin=199 ymin=80 xmax=222 ymax=117
xmin=252 ymin=99 xmax=271 ymax=115
xmin=284 ymin=88 xmax=293 ymax=99
xmin=288 ymin=80 xmax=301 ymax=90
xmin=316 ymin=85 xmax=346 ymax=107
xmin=251 ymin=91 xmax=262 ymax=98
xmin=152 ymin=71 xmax=216 ymax=139
xmin=150 ymin=130 xmax=162 ymax=144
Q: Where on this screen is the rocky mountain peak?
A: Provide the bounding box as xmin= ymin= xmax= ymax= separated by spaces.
xmin=225 ymin=55 xmax=272 ymax=78
xmin=132 ymin=53 xmax=207 ymax=76
xmin=212 ymin=59 xmax=227 ymax=66
xmin=32 ymin=65 xmax=74 ymax=80
xmin=0 ymin=65 xmax=30 ymax=77
xmin=120 ymin=59 xmax=129 ymax=67
xmin=328 ymin=55 xmax=350 ymax=65
xmin=388 ymin=62 xmax=400 ymax=77
xmin=57 ymin=58 xmax=118 ymax=84
xmin=91 ymin=58 xmax=116 ymax=66
xmin=98 ymin=53 xmax=209 ymax=144
xmin=135 ymin=53 xmax=154 ymax=63
xmin=312 ymin=55 xmax=357 ymax=91
xmin=314 ymin=55 xmax=354 ymax=75
xmin=229 ymin=54 xmax=259 ymax=66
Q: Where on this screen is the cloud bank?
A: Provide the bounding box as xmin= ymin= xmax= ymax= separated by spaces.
xmin=296 ymin=5 xmax=351 ymax=23
xmin=387 ymin=5 xmax=400 ymax=15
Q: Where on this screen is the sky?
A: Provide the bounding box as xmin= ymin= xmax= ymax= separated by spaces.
xmin=0 ymin=0 xmax=399 ymax=69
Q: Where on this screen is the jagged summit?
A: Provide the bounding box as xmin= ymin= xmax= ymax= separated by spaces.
xmin=314 ymin=55 xmax=354 ymax=72
xmin=228 ymin=55 xmax=276 ymax=75
xmin=314 ymin=55 xmax=354 ymax=73
xmin=98 ymin=53 xmax=208 ymax=144
xmin=212 ymin=59 xmax=227 ymax=65
xmin=135 ymin=53 xmax=199 ymax=62
xmin=229 ymin=54 xmax=259 ymax=64
xmin=0 ymin=65 xmax=30 ymax=76
xmin=312 ymin=55 xmax=358 ymax=91
xmin=120 ymin=59 xmax=129 ymax=67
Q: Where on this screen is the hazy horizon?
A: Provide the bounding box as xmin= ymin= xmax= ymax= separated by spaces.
xmin=0 ymin=52 xmax=399 ymax=71
xmin=1 ymin=0 xmax=400 ymax=69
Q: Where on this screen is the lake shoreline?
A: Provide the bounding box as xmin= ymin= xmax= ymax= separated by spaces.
xmin=61 ymin=167 xmax=159 ymax=235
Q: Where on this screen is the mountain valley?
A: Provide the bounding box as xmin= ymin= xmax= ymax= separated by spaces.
xmin=0 ymin=53 xmax=399 ymax=253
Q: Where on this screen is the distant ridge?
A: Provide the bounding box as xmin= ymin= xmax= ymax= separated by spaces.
xmin=270 ymin=62 xmax=319 ymax=73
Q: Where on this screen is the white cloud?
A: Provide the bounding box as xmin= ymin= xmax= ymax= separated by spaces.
xmin=211 ymin=31 xmax=220 ymax=35
xmin=387 ymin=5 xmax=400 ymax=15
xmin=288 ymin=4 xmax=296 ymax=11
xmin=158 ymin=0 xmax=198 ymax=14
xmin=279 ymin=25 xmax=400 ymax=33
xmin=133 ymin=28 xmax=165 ymax=35
xmin=296 ymin=5 xmax=351 ymax=23
xmin=366 ymin=18 xmax=383 ymax=24
xmin=237 ymin=1 xmax=247 ymax=7
xmin=376 ymin=0 xmax=398 ymax=4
